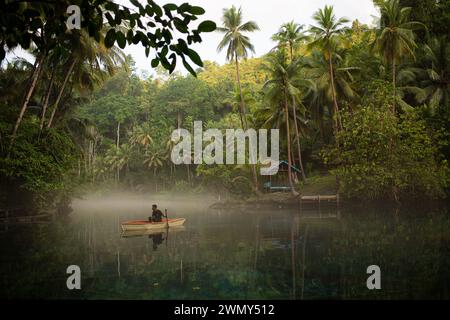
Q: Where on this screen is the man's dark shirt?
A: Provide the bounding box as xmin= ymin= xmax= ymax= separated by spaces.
xmin=152 ymin=209 xmax=164 ymax=222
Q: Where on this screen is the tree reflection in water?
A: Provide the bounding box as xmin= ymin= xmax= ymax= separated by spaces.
xmin=0 ymin=202 xmax=449 ymax=299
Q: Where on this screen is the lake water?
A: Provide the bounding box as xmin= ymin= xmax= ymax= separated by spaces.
xmin=1 ymin=195 xmax=449 ymax=299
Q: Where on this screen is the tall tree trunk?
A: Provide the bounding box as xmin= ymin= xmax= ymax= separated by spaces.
xmin=284 ymin=90 xmax=298 ymax=196
xmin=47 ymin=59 xmax=76 ymax=129
xmin=289 ymin=43 xmax=294 ymax=64
xmin=235 ymin=54 xmax=248 ymax=129
xmin=116 ymin=121 xmax=120 ymax=149
xmin=291 ymin=147 xmax=298 ymax=183
xmin=328 ymin=49 xmax=342 ymax=134
xmin=234 ymin=53 xmax=259 ymax=192
xmin=92 ymin=139 xmax=97 ymax=183
xmin=11 ymin=54 xmax=45 ymax=146
xmin=288 ymin=45 xmax=306 ymax=181
xmin=392 ymin=59 xmax=396 ymax=113
xmin=291 ymin=100 xmax=307 ymax=181
xmin=177 ymin=112 xmax=181 ymax=129
xmin=88 ymin=142 xmax=92 ymax=182
xmin=186 ymin=164 xmax=191 ymax=185
xmin=39 ymin=68 xmax=56 ymax=132
xmin=116 ymin=122 xmax=121 ymax=185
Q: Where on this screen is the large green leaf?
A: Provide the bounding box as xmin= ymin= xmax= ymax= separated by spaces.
xmin=189 ymin=6 xmax=205 ymax=15
xmin=104 ymin=29 xmax=116 ymax=48
xmin=187 ymin=49 xmax=203 ymax=67
xmin=197 ymin=21 xmax=216 ymax=33
xmin=116 ymin=31 xmax=126 ymax=49
xmin=182 ymin=58 xmax=197 ymax=77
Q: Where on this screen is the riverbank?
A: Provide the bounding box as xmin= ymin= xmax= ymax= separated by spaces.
xmin=210 ymin=174 xmax=339 ymax=209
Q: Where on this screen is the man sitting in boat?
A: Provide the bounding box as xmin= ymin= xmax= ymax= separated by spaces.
xmin=149 ymin=204 xmax=165 ymax=222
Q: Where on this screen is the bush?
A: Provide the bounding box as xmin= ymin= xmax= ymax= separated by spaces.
xmin=0 ymin=119 xmax=78 ymax=209
xmin=322 ymin=105 xmax=449 ymax=201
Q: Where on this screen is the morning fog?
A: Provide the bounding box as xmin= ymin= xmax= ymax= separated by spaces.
xmin=170 ymin=121 xmax=280 ymax=175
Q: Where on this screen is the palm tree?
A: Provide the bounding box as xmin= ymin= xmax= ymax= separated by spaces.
xmin=224 ymin=87 xmax=256 ymax=126
xmin=129 ymin=124 xmax=153 ymax=148
xmin=217 ymin=6 xmax=260 ymax=191
xmin=11 ymin=24 xmax=123 ymax=143
xmin=272 ymin=21 xmax=308 ymax=62
xmin=105 ymin=144 xmax=132 ymax=184
xmin=39 ymin=66 xmax=56 ymax=132
xmin=309 ymin=5 xmax=349 ymax=134
xmin=272 ymin=21 xmax=308 ymax=180
xmin=262 ymin=50 xmax=303 ymax=196
xmin=305 ymin=49 xmax=359 ymax=108
xmin=65 ymin=117 xmax=102 ymax=180
xmin=10 ymin=52 xmax=46 ymax=146
xmin=417 ymin=36 xmax=450 ymax=112
xmin=375 ymin=0 xmax=423 ymax=113
xmin=47 ymin=29 xmax=124 ymax=128
xmin=165 ymin=135 xmax=177 ymax=180
xmin=143 ymin=149 xmax=166 ymax=177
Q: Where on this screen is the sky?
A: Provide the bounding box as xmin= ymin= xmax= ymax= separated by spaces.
xmin=5 ymin=1 xmax=379 ymax=76
xmin=122 ymin=0 xmax=379 ymax=76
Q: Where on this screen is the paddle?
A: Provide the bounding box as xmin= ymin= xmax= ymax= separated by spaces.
xmin=165 ymin=209 xmax=169 ymax=229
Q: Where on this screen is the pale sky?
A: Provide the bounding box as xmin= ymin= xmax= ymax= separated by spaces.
xmin=5 ymin=1 xmax=379 ymax=76
xmin=123 ymin=0 xmax=379 ymax=75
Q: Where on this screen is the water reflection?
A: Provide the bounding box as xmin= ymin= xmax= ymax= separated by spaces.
xmin=121 ymin=227 xmax=186 ymax=251
xmin=0 ymin=199 xmax=449 ymax=300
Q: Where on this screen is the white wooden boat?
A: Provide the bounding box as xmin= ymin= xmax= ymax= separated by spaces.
xmin=121 ymin=226 xmax=185 ymax=238
xmin=121 ymin=218 xmax=186 ymax=231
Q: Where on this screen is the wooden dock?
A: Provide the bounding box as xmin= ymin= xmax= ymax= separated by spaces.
xmin=300 ymin=194 xmax=340 ymax=203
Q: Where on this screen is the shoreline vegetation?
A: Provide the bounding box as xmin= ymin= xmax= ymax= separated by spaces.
xmin=0 ymin=0 xmax=449 ymax=215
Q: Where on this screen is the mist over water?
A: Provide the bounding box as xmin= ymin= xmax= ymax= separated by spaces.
xmin=72 ymin=192 xmax=218 ymax=220
xmin=1 ymin=193 xmax=450 ymax=299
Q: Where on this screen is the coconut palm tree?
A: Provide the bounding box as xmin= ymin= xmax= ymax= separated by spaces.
xmin=305 ymin=49 xmax=359 ymax=108
xmin=129 ymin=124 xmax=153 ymax=148
xmin=272 ymin=21 xmax=309 ymax=180
xmin=11 ymin=22 xmax=123 ymax=143
xmin=272 ymin=21 xmax=308 ymax=62
xmin=262 ymin=50 xmax=304 ymax=196
xmin=309 ymin=5 xmax=349 ymax=134
xmin=143 ymin=149 xmax=166 ymax=177
xmin=217 ymin=6 xmax=259 ymax=128
xmin=65 ymin=117 xmax=102 ymax=180
xmin=105 ymin=144 xmax=132 ymax=184
xmin=217 ymin=6 xmax=260 ymax=191
xmin=46 ymin=29 xmax=124 ymax=128
xmin=417 ymin=36 xmax=450 ymax=112
xmin=374 ymin=0 xmax=423 ymax=113
xmin=10 ymin=51 xmax=46 ymax=146
xmin=224 ymin=87 xmax=256 ymax=126
xmin=165 ymin=135 xmax=178 ymax=180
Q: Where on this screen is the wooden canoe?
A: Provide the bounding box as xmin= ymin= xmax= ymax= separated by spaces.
xmin=121 ymin=218 xmax=186 ymax=231
xmin=121 ymin=226 xmax=185 ymax=238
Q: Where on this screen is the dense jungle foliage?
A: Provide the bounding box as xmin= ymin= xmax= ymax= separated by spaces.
xmin=0 ymin=0 xmax=449 ymax=211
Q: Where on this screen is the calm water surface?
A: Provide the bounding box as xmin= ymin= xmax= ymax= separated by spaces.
xmin=1 ymin=196 xmax=449 ymax=299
